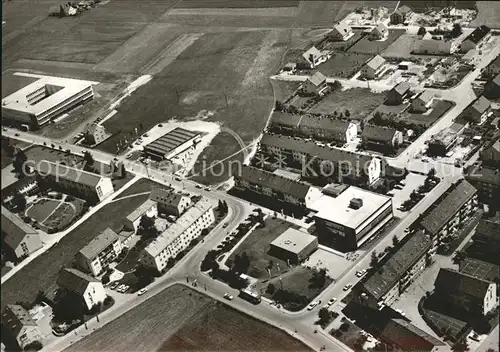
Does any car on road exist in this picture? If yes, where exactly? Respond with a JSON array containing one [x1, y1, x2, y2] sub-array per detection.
[[393, 185, 403, 190], [137, 288, 148, 296], [223, 222, 229, 228], [223, 293, 233, 300], [307, 301, 320, 311], [126, 154, 132, 159], [205, 187, 211, 191], [195, 184, 202, 189], [174, 177, 182, 181], [117, 285, 129, 293], [14, 133, 19, 137], [356, 269, 367, 278], [326, 298, 336, 307], [395, 309, 406, 316], [343, 284, 353, 291]]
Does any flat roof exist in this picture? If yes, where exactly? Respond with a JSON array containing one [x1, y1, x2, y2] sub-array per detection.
[[310, 186, 391, 230], [270, 228, 317, 254], [1, 74, 94, 116], [144, 128, 201, 157]]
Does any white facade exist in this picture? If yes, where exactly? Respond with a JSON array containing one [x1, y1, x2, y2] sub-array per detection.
[[95, 177, 114, 201], [412, 95, 434, 113], [483, 283, 497, 315], [82, 282, 107, 310], [346, 122, 358, 141]]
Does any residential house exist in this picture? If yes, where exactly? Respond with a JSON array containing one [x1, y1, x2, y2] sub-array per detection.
[[56, 268, 107, 310], [390, 5, 412, 24], [469, 218, 500, 263], [483, 74, 500, 99], [461, 25, 491, 53], [122, 199, 157, 233], [233, 165, 320, 208], [1, 206, 42, 260], [140, 198, 215, 272], [362, 125, 403, 149], [386, 82, 411, 105], [484, 54, 500, 78], [301, 46, 328, 69], [361, 55, 386, 80], [369, 23, 388, 41], [259, 133, 383, 185], [480, 137, 500, 167], [411, 90, 434, 113], [434, 268, 497, 316], [149, 188, 191, 217], [460, 96, 491, 124], [83, 122, 112, 146], [35, 161, 114, 202], [302, 72, 328, 95], [413, 40, 452, 55], [427, 122, 466, 156], [356, 230, 433, 310], [75, 228, 122, 277], [380, 318, 445, 351], [329, 21, 353, 41], [420, 179, 478, 247], [464, 163, 500, 206], [1, 305, 42, 350]]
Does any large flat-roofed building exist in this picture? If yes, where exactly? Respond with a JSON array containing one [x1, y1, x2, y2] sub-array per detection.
[[140, 198, 214, 272], [233, 165, 321, 208], [269, 228, 318, 264], [143, 128, 201, 161], [356, 230, 432, 310], [420, 180, 478, 245], [35, 161, 114, 202], [1, 74, 94, 128], [259, 133, 382, 186], [310, 186, 393, 251], [1, 206, 42, 260], [75, 228, 122, 277]]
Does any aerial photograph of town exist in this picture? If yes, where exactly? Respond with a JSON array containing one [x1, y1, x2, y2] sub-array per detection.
[[1, 0, 499, 351]]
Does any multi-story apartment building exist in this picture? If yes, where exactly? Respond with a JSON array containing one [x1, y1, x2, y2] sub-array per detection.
[[56, 268, 107, 310], [465, 163, 500, 206], [1, 305, 42, 350], [420, 180, 478, 245], [355, 230, 433, 310], [1, 206, 42, 260], [149, 188, 191, 217], [76, 228, 122, 276], [259, 133, 383, 186], [233, 165, 321, 208], [140, 198, 215, 272], [35, 161, 114, 202]]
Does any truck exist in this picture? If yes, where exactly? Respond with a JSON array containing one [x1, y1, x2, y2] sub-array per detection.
[[239, 289, 261, 304]]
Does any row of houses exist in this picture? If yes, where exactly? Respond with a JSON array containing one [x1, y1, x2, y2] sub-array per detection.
[[355, 179, 479, 309]]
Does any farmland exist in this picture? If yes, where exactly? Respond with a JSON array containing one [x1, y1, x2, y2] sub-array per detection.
[[0, 179, 151, 310], [65, 285, 311, 352], [174, 0, 301, 8]]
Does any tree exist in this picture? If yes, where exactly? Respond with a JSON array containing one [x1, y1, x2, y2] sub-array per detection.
[[266, 283, 276, 295], [83, 151, 94, 167], [427, 168, 436, 178], [345, 109, 350, 117], [318, 307, 330, 324], [452, 339, 469, 352], [12, 193, 27, 212], [451, 23, 462, 38], [23, 341, 43, 351], [370, 251, 378, 267], [331, 80, 342, 90], [138, 214, 158, 239], [310, 268, 327, 288], [418, 26, 426, 36], [12, 149, 27, 174], [392, 235, 399, 247]]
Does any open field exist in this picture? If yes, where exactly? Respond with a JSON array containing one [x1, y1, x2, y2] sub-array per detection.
[[309, 88, 386, 120], [314, 53, 373, 78], [470, 1, 500, 28], [175, 0, 300, 8], [400, 0, 476, 11], [348, 29, 405, 54], [1, 180, 151, 310], [271, 80, 301, 103], [382, 33, 419, 58], [65, 284, 311, 352], [1, 73, 38, 98], [402, 100, 453, 127]]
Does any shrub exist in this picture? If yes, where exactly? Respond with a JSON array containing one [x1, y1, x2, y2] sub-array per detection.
[[23, 341, 43, 351], [340, 322, 350, 332]]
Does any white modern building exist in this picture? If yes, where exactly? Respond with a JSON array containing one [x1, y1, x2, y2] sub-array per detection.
[[140, 198, 215, 272], [1, 75, 94, 128]]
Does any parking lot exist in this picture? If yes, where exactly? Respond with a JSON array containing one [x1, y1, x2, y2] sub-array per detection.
[[387, 173, 427, 218]]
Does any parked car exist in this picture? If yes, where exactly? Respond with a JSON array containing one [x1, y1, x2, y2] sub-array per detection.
[[395, 309, 406, 317], [205, 187, 211, 191], [137, 288, 148, 296], [223, 293, 234, 300], [195, 184, 202, 189], [356, 269, 367, 278], [326, 298, 336, 307], [223, 222, 229, 228], [468, 332, 481, 342], [14, 133, 19, 137], [174, 177, 182, 181], [109, 282, 119, 290], [307, 301, 320, 311], [343, 284, 353, 291]]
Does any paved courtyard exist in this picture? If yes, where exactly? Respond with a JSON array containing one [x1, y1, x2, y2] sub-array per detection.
[[302, 248, 352, 281]]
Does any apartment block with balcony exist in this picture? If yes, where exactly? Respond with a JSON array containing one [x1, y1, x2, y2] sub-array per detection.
[[76, 228, 122, 276]]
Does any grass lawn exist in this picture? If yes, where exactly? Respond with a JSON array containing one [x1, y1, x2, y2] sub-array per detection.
[[330, 321, 365, 351], [26, 199, 60, 223], [272, 80, 301, 103], [115, 178, 163, 198], [43, 198, 86, 231], [65, 284, 311, 352], [382, 33, 419, 58], [400, 0, 476, 11], [226, 217, 298, 279], [309, 88, 386, 120], [1, 266, 13, 277], [401, 100, 454, 127], [175, 0, 300, 8], [313, 52, 372, 78], [1, 181, 152, 311], [348, 29, 405, 54], [471, 1, 500, 28]]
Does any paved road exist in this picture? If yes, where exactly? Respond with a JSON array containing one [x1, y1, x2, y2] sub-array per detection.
[[475, 325, 499, 352]]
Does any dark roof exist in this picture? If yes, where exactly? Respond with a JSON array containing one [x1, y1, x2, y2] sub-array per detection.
[[434, 268, 492, 300], [414, 90, 434, 104], [421, 180, 477, 235], [362, 230, 432, 299], [57, 268, 99, 296], [465, 25, 491, 45], [236, 165, 311, 200], [1, 206, 38, 250], [36, 161, 103, 188], [362, 125, 398, 143], [381, 318, 444, 351], [149, 188, 186, 208], [144, 127, 200, 157], [270, 111, 302, 129], [459, 257, 499, 282], [395, 5, 412, 14], [259, 133, 377, 178], [474, 218, 500, 242], [465, 164, 500, 186], [2, 305, 38, 338], [78, 228, 119, 260], [392, 82, 411, 96]]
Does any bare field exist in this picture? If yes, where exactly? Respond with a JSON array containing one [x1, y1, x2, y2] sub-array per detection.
[[65, 285, 310, 352], [160, 13, 296, 28], [313, 52, 373, 78], [81, 0, 180, 22], [167, 7, 298, 17], [470, 1, 500, 28], [348, 29, 405, 54], [174, 0, 300, 8]]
